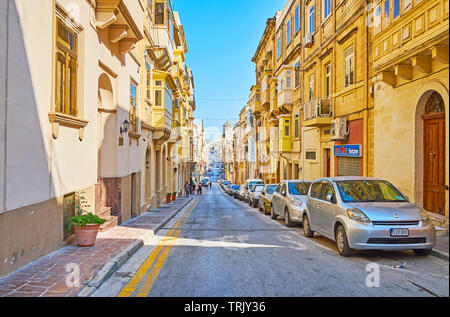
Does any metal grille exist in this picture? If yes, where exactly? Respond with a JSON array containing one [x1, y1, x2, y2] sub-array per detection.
[[373, 221, 420, 226], [367, 238, 426, 244], [337, 157, 361, 176]]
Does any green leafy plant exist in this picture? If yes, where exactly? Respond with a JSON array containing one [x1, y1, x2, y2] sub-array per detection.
[[71, 211, 106, 227]]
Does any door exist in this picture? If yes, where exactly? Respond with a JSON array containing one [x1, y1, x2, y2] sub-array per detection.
[[325, 149, 331, 177], [423, 113, 446, 215], [316, 182, 336, 238]]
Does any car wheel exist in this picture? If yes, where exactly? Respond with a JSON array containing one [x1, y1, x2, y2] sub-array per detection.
[[336, 225, 353, 257], [413, 249, 431, 256], [303, 214, 314, 238], [284, 208, 294, 227], [270, 204, 277, 220]]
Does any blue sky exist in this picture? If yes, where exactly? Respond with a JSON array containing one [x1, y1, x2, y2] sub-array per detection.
[[172, 0, 285, 136]]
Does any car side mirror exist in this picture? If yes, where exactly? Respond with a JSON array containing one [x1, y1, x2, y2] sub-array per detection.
[[326, 194, 336, 203]]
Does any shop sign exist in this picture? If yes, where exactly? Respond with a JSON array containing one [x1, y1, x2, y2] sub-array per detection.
[[334, 144, 362, 157]]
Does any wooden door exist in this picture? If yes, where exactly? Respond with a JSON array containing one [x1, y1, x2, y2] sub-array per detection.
[[326, 149, 331, 177], [423, 114, 445, 215]]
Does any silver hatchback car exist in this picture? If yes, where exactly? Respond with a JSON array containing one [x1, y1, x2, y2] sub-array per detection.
[[302, 177, 436, 257], [271, 180, 312, 227]]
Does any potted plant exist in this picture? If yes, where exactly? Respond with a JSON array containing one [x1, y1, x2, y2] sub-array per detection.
[[166, 192, 172, 203], [71, 211, 106, 247], [172, 192, 177, 201], [70, 191, 106, 247]]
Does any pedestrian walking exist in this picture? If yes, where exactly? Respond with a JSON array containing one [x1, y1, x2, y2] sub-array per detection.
[[192, 183, 197, 195], [198, 184, 202, 195], [185, 182, 190, 196], [209, 182, 212, 190]]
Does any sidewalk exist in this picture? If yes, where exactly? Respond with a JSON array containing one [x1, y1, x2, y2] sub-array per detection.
[[432, 234, 449, 261], [0, 195, 194, 297]]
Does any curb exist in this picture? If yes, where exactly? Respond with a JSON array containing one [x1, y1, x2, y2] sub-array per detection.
[[76, 196, 194, 297], [430, 249, 449, 261]]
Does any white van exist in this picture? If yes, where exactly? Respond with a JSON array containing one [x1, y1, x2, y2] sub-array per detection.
[[243, 179, 265, 203]]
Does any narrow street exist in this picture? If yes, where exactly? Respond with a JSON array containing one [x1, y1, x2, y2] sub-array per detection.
[[93, 184, 449, 297]]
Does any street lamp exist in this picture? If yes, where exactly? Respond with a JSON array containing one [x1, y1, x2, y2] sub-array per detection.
[[120, 119, 130, 134]]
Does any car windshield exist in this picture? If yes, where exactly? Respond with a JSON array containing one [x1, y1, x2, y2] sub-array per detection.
[[336, 180, 408, 203], [266, 186, 276, 194], [288, 182, 311, 195]]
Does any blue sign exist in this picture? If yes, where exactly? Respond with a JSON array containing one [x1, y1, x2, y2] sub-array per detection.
[[334, 144, 362, 157]]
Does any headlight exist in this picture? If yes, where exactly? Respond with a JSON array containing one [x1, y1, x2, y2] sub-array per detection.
[[291, 199, 303, 207], [420, 208, 430, 223], [347, 208, 371, 223]]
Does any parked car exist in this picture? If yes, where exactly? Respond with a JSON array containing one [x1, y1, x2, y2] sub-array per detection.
[[258, 184, 278, 215], [242, 179, 265, 202], [302, 177, 436, 257], [248, 184, 265, 208], [222, 181, 231, 190], [271, 180, 312, 227], [233, 185, 241, 199], [237, 186, 246, 201], [226, 184, 235, 195], [229, 185, 239, 196]]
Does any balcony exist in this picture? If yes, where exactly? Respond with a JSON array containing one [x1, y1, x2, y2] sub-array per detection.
[[153, 108, 172, 131], [95, 0, 143, 54], [277, 89, 293, 110], [276, 66, 294, 112], [261, 88, 270, 108], [303, 98, 333, 127]]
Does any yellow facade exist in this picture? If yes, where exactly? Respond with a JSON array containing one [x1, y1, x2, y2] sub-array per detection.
[[369, 0, 449, 226]]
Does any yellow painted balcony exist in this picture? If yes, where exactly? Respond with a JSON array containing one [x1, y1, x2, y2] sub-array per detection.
[[261, 88, 270, 108], [303, 98, 333, 127], [153, 108, 173, 131]]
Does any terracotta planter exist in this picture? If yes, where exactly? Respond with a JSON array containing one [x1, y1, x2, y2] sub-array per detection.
[[74, 224, 100, 247], [166, 194, 172, 203], [172, 193, 177, 201]]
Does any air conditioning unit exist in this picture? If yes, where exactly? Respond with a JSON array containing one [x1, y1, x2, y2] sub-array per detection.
[[331, 118, 348, 140], [304, 34, 314, 47]]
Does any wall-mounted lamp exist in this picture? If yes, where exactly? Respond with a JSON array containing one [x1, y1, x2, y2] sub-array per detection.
[[120, 119, 130, 134]]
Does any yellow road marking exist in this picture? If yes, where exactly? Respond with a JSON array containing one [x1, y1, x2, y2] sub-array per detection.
[[117, 199, 198, 297], [135, 202, 197, 297]]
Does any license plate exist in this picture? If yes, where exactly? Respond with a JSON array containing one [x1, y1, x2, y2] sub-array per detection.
[[390, 228, 409, 237]]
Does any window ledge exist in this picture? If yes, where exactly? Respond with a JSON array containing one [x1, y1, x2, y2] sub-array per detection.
[[48, 112, 89, 140]]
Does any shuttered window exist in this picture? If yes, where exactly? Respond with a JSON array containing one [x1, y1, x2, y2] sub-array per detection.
[[337, 157, 361, 176]]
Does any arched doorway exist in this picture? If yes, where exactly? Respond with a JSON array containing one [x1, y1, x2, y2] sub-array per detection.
[[422, 92, 446, 215]]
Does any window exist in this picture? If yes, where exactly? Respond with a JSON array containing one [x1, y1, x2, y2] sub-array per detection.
[[277, 36, 281, 59], [309, 6, 315, 34], [310, 182, 322, 198], [155, 89, 162, 106], [309, 74, 314, 100], [295, 62, 300, 88], [306, 151, 317, 160], [146, 63, 151, 100], [167, 12, 174, 44], [319, 182, 335, 201], [295, 5, 300, 33], [285, 125, 289, 137], [288, 182, 312, 195], [286, 76, 291, 89], [324, 0, 331, 20], [383, 0, 390, 28], [344, 46, 354, 87], [155, 1, 164, 25], [164, 83, 172, 110], [393, 0, 400, 19], [374, 5, 381, 33], [130, 82, 137, 132], [325, 63, 331, 97], [294, 113, 299, 138], [286, 19, 291, 45], [147, 0, 153, 16], [403, 0, 412, 12], [55, 20, 78, 116]]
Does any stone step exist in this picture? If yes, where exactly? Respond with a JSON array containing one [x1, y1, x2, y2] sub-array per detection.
[[100, 216, 118, 232], [96, 206, 111, 219]]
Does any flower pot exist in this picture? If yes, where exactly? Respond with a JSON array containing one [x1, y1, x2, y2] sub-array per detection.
[[74, 224, 100, 247], [166, 194, 172, 203], [172, 193, 177, 201]]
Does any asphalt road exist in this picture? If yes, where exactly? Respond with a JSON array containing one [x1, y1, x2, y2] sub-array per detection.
[[93, 184, 449, 297]]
